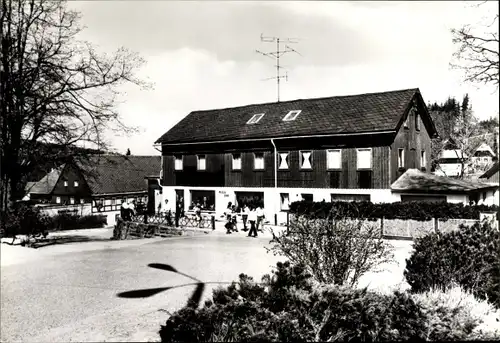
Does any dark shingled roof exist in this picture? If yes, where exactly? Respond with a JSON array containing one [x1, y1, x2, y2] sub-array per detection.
[[75, 155, 161, 195], [392, 169, 497, 193], [156, 88, 429, 144], [25, 167, 64, 194]]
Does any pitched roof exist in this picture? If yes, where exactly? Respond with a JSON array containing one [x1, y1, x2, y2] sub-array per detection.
[[75, 155, 161, 195], [25, 166, 64, 194], [480, 161, 499, 179], [157, 88, 430, 144], [391, 169, 497, 193]]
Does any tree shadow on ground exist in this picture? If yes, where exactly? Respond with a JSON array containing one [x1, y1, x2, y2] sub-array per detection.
[[29, 235, 112, 249]]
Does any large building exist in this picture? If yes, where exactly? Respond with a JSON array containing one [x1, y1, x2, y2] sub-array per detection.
[[155, 88, 496, 223]]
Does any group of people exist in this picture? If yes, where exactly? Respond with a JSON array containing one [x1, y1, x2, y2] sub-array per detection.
[[224, 202, 265, 237], [120, 200, 136, 221], [159, 197, 184, 227]]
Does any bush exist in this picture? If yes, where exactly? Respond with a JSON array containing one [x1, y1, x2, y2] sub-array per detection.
[[49, 213, 107, 230], [268, 205, 394, 286], [405, 221, 500, 308], [161, 261, 500, 342], [289, 200, 499, 221], [1, 203, 50, 239]]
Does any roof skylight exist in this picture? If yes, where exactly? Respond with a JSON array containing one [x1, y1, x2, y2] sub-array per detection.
[[247, 113, 265, 124], [283, 110, 302, 121]]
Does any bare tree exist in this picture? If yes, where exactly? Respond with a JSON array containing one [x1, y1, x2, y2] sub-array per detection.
[[0, 0, 149, 213], [451, 1, 499, 88]]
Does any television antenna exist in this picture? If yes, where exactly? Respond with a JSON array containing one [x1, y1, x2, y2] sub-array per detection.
[[255, 34, 302, 102]]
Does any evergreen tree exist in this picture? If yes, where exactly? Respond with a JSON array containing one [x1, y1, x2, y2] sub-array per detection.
[[126, 148, 131, 156]]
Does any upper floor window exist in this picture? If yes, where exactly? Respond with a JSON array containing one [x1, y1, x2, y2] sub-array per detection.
[[254, 152, 265, 170], [197, 155, 206, 171], [232, 153, 241, 170], [327, 149, 342, 169], [282, 110, 301, 121], [420, 150, 426, 168], [300, 151, 312, 169], [174, 155, 183, 170], [70, 197, 75, 205], [415, 112, 421, 131], [56, 196, 61, 204], [74, 181, 79, 187], [80, 198, 85, 204], [64, 180, 68, 187], [279, 152, 289, 170], [398, 148, 405, 168], [247, 113, 265, 124], [404, 114, 409, 128], [356, 148, 372, 169]]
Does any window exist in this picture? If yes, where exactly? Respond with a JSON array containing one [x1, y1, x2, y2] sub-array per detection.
[[279, 152, 289, 170], [80, 198, 84, 204], [331, 194, 371, 202], [280, 193, 290, 211], [420, 150, 426, 168], [70, 197, 75, 204], [63, 181, 68, 187], [56, 196, 61, 204], [174, 155, 183, 170], [330, 171, 342, 188], [254, 152, 264, 170], [116, 198, 122, 205], [301, 193, 313, 202], [415, 113, 420, 131], [104, 199, 112, 206], [404, 115, 409, 128], [327, 149, 342, 169], [197, 155, 206, 170], [357, 148, 372, 169], [398, 148, 405, 168], [74, 181, 79, 187], [111, 198, 116, 205], [282, 110, 302, 121], [232, 153, 241, 170], [300, 151, 312, 169], [357, 170, 372, 188], [247, 113, 265, 124]]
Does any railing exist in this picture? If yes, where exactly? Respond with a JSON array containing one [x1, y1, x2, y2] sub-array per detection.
[[130, 211, 215, 230]]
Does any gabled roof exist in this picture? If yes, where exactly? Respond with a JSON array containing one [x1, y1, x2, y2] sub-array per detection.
[[25, 166, 65, 194], [157, 88, 434, 144], [392, 169, 497, 194], [473, 143, 496, 157], [75, 155, 161, 195], [480, 161, 499, 179]]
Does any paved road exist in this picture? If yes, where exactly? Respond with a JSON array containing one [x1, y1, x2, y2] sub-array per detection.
[[1, 232, 282, 342], [1, 228, 412, 342]]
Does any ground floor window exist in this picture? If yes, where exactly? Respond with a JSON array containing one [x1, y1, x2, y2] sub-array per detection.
[[235, 192, 264, 209], [190, 190, 215, 210], [280, 193, 290, 211], [331, 194, 371, 202], [301, 193, 313, 202], [400, 194, 446, 203]]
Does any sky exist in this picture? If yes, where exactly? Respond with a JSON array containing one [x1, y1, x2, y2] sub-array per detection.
[[69, 1, 499, 156]]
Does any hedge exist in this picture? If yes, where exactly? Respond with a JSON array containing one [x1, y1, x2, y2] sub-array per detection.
[[49, 213, 108, 230], [289, 201, 499, 221]]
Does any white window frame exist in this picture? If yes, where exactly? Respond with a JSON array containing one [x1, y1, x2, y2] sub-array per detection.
[[420, 150, 426, 168], [70, 197, 75, 205], [327, 149, 342, 170], [356, 148, 372, 170], [282, 110, 302, 122], [398, 148, 405, 168], [232, 153, 242, 170], [280, 193, 290, 211], [247, 113, 265, 124], [300, 150, 313, 170], [56, 196, 61, 204], [64, 181, 68, 187], [74, 181, 79, 187], [254, 152, 265, 170], [174, 155, 183, 171], [278, 151, 289, 170], [197, 155, 206, 171]]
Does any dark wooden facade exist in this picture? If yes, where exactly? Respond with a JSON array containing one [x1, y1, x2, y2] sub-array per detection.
[[51, 164, 92, 204]]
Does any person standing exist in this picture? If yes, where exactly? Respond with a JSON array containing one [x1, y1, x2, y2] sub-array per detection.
[[242, 204, 249, 231], [247, 206, 258, 237], [231, 205, 238, 232], [121, 201, 130, 221], [128, 200, 136, 219], [256, 204, 264, 232], [161, 199, 173, 226]]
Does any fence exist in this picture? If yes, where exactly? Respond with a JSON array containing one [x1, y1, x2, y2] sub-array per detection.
[[287, 213, 498, 240], [130, 212, 216, 230]]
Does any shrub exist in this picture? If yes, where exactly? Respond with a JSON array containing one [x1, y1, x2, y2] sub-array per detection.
[[289, 200, 499, 221], [268, 205, 394, 286], [405, 221, 500, 308], [160, 261, 431, 342], [49, 213, 107, 230], [1, 203, 50, 240]]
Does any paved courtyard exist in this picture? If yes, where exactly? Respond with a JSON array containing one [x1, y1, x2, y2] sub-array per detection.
[[1, 227, 413, 342]]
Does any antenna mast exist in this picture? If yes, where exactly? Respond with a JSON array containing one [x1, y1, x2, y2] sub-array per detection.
[[256, 34, 301, 102]]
